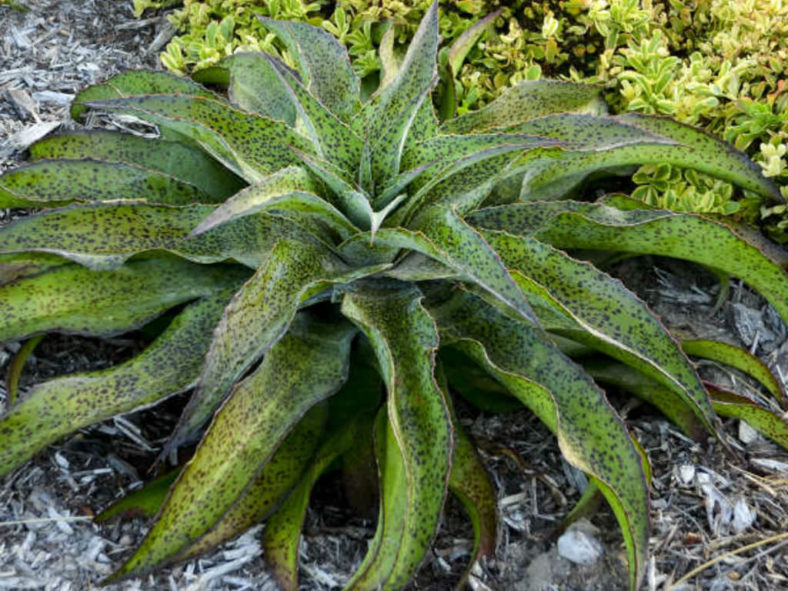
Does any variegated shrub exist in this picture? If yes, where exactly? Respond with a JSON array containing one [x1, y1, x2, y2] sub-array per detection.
[[1, 4, 787, 590]]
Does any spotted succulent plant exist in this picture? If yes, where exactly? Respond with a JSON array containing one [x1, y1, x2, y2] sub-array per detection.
[[1, 4, 787, 590]]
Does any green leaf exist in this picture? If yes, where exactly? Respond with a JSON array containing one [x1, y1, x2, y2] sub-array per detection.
[[359, 1, 439, 190], [175, 403, 328, 562], [617, 113, 782, 202], [682, 339, 787, 407], [341, 283, 452, 590], [29, 131, 245, 202], [108, 314, 355, 581], [708, 386, 788, 449], [192, 52, 297, 125], [5, 335, 43, 406], [0, 258, 245, 342], [0, 252, 69, 286], [0, 290, 237, 476], [259, 18, 361, 122], [95, 470, 180, 523], [480, 229, 717, 436], [429, 289, 649, 591], [81, 95, 311, 183], [0, 160, 210, 208], [441, 80, 605, 134], [469, 202, 788, 324], [168, 240, 387, 446], [71, 70, 216, 120], [263, 415, 365, 591]]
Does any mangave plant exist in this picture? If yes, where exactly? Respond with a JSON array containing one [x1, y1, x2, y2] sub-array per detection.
[[1, 4, 788, 590]]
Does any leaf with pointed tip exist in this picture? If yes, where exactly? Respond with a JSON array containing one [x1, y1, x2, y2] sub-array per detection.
[[341, 284, 452, 590], [30, 131, 245, 201], [581, 358, 706, 439], [0, 290, 238, 476], [261, 53, 362, 171], [5, 335, 43, 406], [616, 113, 782, 202], [167, 240, 387, 448], [259, 18, 361, 121], [469, 201, 788, 324], [263, 415, 364, 591], [107, 315, 356, 582], [0, 258, 245, 342], [95, 470, 180, 523], [81, 95, 311, 183], [707, 386, 788, 449], [71, 70, 216, 120], [192, 52, 297, 125], [682, 339, 787, 406], [480, 229, 717, 436], [0, 160, 210, 208], [441, 80, 606, 134], [429, 290, 649, 591], [175, 403, 328, 562], [360, 1, 439, 190]]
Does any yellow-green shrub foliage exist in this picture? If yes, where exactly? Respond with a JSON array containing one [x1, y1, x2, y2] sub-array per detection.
[[133, 0, 787, 238]]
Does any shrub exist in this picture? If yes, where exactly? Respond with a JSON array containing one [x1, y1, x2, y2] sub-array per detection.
[[1, 5, 787, 590]]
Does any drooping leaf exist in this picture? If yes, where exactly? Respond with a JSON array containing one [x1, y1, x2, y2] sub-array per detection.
[[175, 403, 328, 561], [0, 258, 246, 342], [168, 240, 387, 447], [0, 289, 238, 476], [0, 160, 210, 208], [682, 339, 787, 406], [81, 95, 311, 183], [429, 289, 649, 591], [259, 17, 361, 121], [469, 201, 788, 323], [29, 131, 245, 201], [441, 80, 606, 134], [192, 52, 297, 125], [5, 335, 43, 406], [707, 386, 788, 449], [480, 229, 717, 435], [71, 70, 216, 120], [341, 284, 452, 590], [107, 314, 355, 581]]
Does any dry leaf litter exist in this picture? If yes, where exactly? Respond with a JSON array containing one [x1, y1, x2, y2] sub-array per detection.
[[1, 2, 788, 590]]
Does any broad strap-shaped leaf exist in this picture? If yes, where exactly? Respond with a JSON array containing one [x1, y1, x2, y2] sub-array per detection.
[[617, 113, 782, 202], [0, 290, 237, 476], [95, 470, 180, 523], [259, 17, 361, 122], [174, 404, 328, 562], [469, 201, 788, 324], [581, 358, 706, 439], [441, 80, 606, 134], [341, 284, 452, 590], [428, 289, 649, 591], [480, 229, 717, 435], [108, 314, 355, 581], [30, 131, 245, 201], [707, 386, 788, 449], [192, 52, 297, 125], [682, 339, 787, 407], [167, 240, 388, 447], [263, 415, 367, 591], [189, 166, 358, 239], [359, 1, 439, 191], [81, 95, 311, 183], [0, 258, 246, 342], [71, 70, 216, 120], [0, 160, 210, 208], [261, 53, 362, 171]]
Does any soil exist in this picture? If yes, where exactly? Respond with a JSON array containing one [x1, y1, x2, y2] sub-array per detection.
[[2, 2, 788, 591]]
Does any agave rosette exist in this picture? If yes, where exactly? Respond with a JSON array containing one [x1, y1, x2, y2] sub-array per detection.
[[1, 4, 787, 590]]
